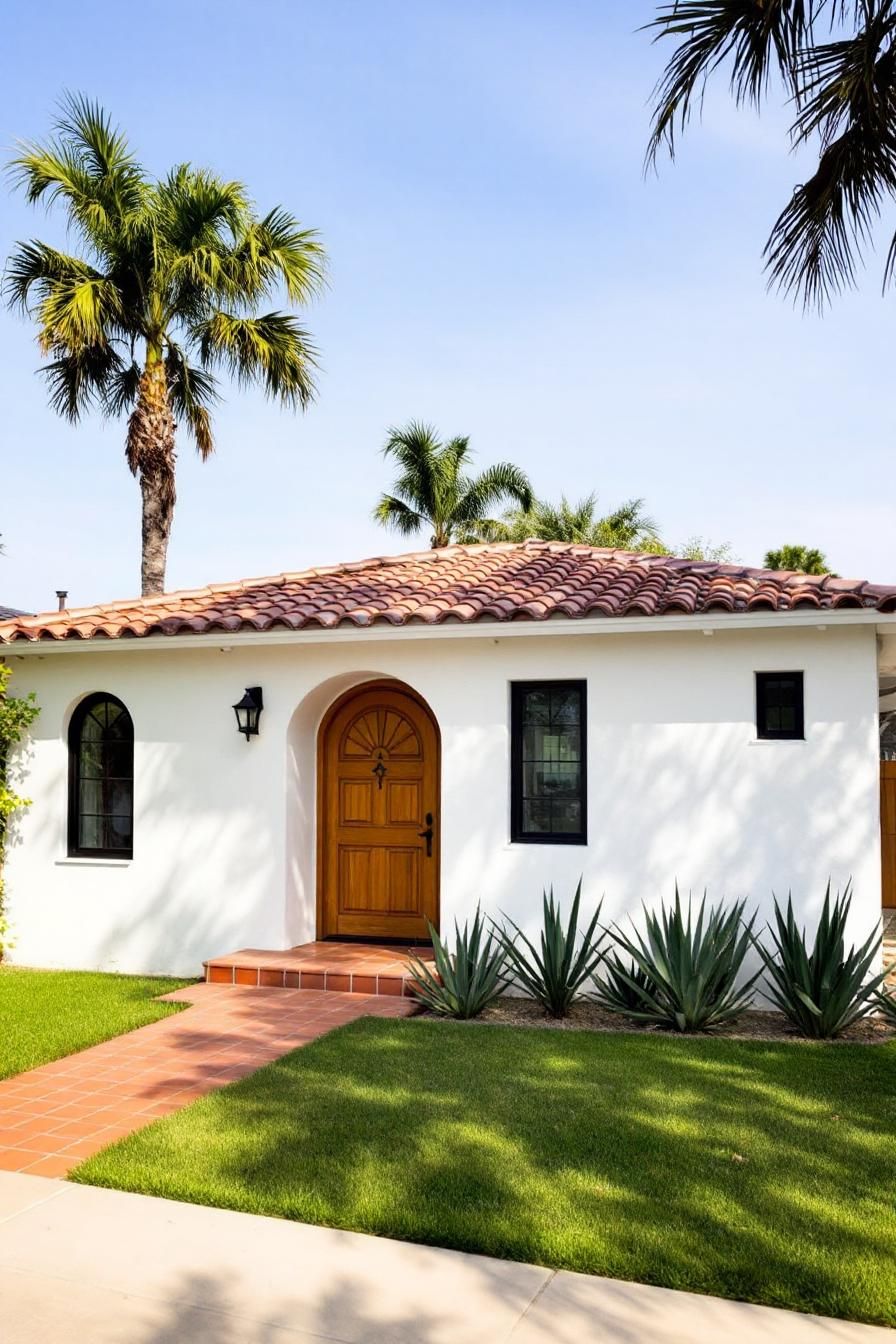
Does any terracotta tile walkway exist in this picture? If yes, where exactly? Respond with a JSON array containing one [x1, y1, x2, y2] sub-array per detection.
[[205, 940, 434, 996], [0, 983, 415, 1178]]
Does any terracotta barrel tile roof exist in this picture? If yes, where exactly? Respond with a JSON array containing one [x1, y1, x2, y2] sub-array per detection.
[[2, 541, 895, 645]]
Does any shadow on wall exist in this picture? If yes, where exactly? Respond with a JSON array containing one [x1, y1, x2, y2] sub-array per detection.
[[17, 734, 278, 978], [3, 728, 35, 862], [443, 686, 879, 967]]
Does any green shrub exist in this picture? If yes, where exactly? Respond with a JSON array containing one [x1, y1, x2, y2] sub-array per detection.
[[0, 665, 39, 958], [498, 880, 604, 1017], [754, 882, 886, 1038], [605, 888, 759, 1033], [407, 907, 508, 1018]]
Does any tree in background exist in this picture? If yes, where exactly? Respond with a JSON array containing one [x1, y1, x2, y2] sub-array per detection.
[[646, 3, 896, 307], [0, 665, 38, 957], [374, 422, 533, 548], [764, 544, 833, 575], [670, 537, 737, 563], [6, 96, 324, 594], [483, 493, 663, 550]]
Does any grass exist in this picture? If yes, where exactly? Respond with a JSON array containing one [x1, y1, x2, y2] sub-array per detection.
[[0, 966, 191, 1078], [73, 1017, 896, 1327]]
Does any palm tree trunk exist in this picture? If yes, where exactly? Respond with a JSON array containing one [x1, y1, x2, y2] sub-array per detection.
[[127, 352, 176, 596]]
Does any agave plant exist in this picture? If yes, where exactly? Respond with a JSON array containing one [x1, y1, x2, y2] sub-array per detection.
[[875, 986, 896, 1026], [592, 953, 657, 1020], [497, 881, 605, 1017], [755, 883, 886, 1039], [407, 908, 509, 1019], [605, 888, 759, 1033]]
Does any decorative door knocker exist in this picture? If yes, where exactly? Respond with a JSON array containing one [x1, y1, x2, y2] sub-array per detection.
[[372, 752, 387, 789]]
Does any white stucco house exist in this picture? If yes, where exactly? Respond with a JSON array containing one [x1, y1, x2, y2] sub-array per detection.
[[2, 539, 896, 982]]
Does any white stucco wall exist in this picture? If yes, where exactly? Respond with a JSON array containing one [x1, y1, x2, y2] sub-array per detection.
[[1, 622, 882, 977]]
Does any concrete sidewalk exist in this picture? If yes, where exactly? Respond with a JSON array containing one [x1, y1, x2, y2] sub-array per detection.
[[0, 1173, 891, 1343]]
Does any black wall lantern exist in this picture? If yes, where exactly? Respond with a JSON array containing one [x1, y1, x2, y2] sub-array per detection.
[[233, 686, 264, 741]]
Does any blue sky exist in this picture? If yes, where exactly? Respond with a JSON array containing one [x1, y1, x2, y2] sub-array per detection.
[[0, 0, 892, 612]]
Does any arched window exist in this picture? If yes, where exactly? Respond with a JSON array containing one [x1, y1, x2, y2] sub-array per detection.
[[68, 694, 134, 858]]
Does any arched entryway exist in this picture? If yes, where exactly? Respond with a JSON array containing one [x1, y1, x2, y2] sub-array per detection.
[[317, 680, 440, 941]]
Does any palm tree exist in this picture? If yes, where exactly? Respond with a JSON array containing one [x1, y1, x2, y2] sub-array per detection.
[[5, 96, 324, 594], [764, 544, 833, 576], [486, 493, 663, 549], [373, 422, 533, 548], [646, 3, 896, 307]]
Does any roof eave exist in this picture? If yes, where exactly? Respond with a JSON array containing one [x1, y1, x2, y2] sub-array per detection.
[[2, 606, 894, 655]]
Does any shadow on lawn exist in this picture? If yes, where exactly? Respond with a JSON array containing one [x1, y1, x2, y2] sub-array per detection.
[[82, 1016, 896, 1329]]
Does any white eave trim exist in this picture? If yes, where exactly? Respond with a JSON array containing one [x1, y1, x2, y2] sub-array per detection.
[[2, 607, 895, 656]]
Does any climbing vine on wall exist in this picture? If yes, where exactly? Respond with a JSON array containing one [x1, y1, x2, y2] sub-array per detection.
[[0, 662, 39, 955]]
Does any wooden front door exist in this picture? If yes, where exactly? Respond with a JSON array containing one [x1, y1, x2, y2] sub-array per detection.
[[882, 762, 896, 909], [319, 684, 440, 940]]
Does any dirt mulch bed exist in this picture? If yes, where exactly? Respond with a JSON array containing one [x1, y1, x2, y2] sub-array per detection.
[[426, 995, 896, 1044]]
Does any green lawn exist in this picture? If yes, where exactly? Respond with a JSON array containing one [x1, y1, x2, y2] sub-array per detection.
[[0, 967, 191, 1078], [72, 1018, 896, 1326]]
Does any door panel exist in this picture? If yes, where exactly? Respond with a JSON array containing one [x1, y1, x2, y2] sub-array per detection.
[[339, 780, 375, 825], [320, 685, 439, 939], [882, 762, 896, 910]]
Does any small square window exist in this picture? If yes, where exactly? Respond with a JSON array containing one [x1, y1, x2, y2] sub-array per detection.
[[511, 681, 587, 843], [756, 672, 804, 741]]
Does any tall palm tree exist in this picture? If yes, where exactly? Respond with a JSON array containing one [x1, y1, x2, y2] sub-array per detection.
[[488, 493, 663, 549], [5, 96, 324, 594], [373, 422, 533, 548], [764, 544, 833, 575], [646, 3, 896, 307]]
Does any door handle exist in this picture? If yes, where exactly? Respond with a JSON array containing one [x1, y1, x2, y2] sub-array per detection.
[[418, 812, 434, 858]]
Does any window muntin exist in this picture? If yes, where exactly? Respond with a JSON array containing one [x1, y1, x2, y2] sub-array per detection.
[[511, 681, 586, 843], [756, 672, 804, 741], [68, 694, 134, 857]]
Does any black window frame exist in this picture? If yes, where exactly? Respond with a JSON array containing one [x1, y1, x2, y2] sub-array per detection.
[[510, 680, 587, 845], [67, 692, 134, 859], [755, 671, 804, 741]]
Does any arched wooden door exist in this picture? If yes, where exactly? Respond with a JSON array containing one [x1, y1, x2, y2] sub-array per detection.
[[318, 683, 440, 940]]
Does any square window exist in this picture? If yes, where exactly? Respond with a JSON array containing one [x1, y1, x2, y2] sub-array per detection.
[[756, 672, 804, 741], [511, 681, 586, 843]]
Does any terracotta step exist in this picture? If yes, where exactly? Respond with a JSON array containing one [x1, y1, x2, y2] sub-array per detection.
[[203, 941, 433, 999]]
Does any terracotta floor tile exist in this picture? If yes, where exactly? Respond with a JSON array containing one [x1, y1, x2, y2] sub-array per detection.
[[57, 1138, 106, 1160], [23, 1155, 76, 1177], [0, 1149, 35, 1171]]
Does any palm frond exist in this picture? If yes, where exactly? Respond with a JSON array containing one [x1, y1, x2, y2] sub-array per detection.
[[455, 461, 533, 523], [165, 343, 219, 458], [100, 360, 141, 417], [766, 12, 896, 304], [55, 93, 137, 182], [4, 241, 104, 313], [42, 340, 122, 422], [10, 93, 147, 251], [646, 0, 819, 166], [372, 494, 428, 536], [380, 422, 443, 522], [157, 164, 251, 248], [764, 125, 891, 305], [227, 207, 326, 304], [195, 310, 318, 408]]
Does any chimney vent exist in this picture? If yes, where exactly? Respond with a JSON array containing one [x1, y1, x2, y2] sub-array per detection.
[[56, 590, 68, 612]]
